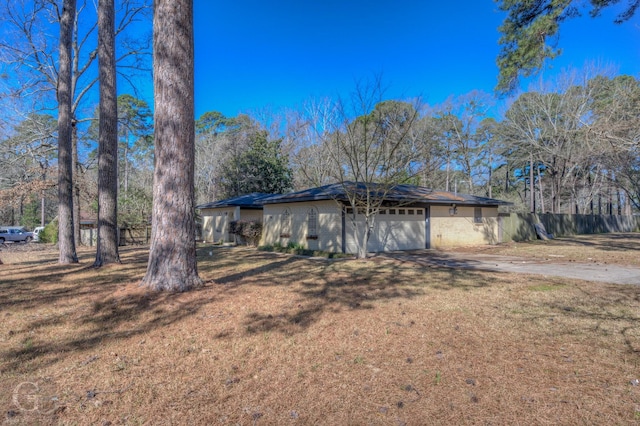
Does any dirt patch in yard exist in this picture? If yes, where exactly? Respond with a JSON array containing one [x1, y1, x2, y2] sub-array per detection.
[[0, 243, 639, 424], [445, 232, 640, 267]]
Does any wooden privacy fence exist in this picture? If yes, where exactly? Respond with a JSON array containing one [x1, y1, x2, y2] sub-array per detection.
[[499, 213, 640, 243], [81, 226, 152, 246]]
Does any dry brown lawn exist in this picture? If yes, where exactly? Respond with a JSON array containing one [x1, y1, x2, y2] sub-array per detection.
[[446, 232, 640, 267], [1, 234, 639, 425]]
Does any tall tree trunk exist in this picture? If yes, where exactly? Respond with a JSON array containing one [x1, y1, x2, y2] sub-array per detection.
[[589, 174, 594, 215], [40, 190, 45, 226], [141, 0, 202, 291], [124, 135, 129, 195], [608, 171, 613, 215], [598, 193, 602, 215], [505, 165, 509, 192], [537, 162, 545, 214], [72, 125, 81, 245], [94, 0, 120, 266], [445, 148, 450, 192], [40, 160, 47, 227], [551, 178, 558, 214], [617, 190, 622, 215], [487, 153, 493, 198], [529, 154, 535, 213], [57, 0, 78, 264]]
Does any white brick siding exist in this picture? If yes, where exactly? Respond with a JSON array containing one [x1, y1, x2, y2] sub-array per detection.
[[201, 207, 262, 243], [430, 205, 499, 248], [261, 200, 342, 252]]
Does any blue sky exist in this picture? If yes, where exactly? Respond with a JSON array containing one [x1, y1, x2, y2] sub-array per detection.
[[193, 1, 640, 119]]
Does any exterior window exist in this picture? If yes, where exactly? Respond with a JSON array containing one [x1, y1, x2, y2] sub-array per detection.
[[474, 207, 483, 224], [379, 209, 386, 215], [416, 209, 423, 215], [280, 208, 291, 238], [346, 207, 354, 215], [307, 208, 318, 239], [399, 209, 406, 215], [408, 209, 414, 215], [389, 209, 396, 215]]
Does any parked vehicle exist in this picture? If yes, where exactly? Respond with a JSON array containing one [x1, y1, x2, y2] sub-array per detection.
[[33, 226, 45, 242], [0, 226, 34, 243]]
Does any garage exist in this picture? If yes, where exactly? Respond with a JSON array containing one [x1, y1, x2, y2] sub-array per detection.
[[344, 206, 427, 253]]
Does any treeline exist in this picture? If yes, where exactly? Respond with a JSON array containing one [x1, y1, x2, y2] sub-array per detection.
[[0, 0, 152, 244], [1, 69, 639, 231], [195, 70, 639, 216]]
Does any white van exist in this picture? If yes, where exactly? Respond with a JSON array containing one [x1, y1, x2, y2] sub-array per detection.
[[33, 226, 45, 242]]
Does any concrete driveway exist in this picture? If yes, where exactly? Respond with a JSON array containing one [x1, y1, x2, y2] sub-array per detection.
[[382, 250, 640, 285]]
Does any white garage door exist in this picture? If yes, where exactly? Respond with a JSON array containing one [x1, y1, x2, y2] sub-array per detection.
[[345, 207, 426, 253]]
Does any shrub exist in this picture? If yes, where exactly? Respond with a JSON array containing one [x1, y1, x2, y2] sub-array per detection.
[[39, 219, 59, 244], [229, 220, 263, 246], [286, 241, 305, 251], [257, 244, 353, 259]]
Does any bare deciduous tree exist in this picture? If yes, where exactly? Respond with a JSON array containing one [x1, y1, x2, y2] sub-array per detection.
[[499, 68, 621, 214], [326, 77, 423, 259], [0, 114, 57, 225], [589, 75, 640, 211], [0, 0, 151, 245], [287, 97, 339, 189]]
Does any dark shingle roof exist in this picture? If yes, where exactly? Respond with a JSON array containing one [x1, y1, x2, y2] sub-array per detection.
[[196, 193, 273, 210], [262, 182, 511, 207]]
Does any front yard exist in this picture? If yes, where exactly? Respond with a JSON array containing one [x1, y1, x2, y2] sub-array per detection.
[[1, 236, 639, 424]]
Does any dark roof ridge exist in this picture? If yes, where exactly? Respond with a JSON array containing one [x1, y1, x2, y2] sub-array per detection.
[[196, 192, 275, 209], [262, 182, 511, 206]]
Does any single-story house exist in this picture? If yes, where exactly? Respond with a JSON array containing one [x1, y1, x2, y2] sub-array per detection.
[[260, 182, 511, 253], [197, 193, 272, 243], [197, 183, 512, 252]]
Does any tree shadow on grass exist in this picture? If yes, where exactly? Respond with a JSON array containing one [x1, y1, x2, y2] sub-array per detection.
[[1, 285, 216, 374], [212, 256, 304, 285], [0, 247, 212, 374], [0, 262, 147, 312], [376, 251, 495, 290], [206, 249, 497, 337], [0, 246, 501, 374], [0, 246, 152, 312]]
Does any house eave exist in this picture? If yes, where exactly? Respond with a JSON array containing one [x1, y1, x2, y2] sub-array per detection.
[[262, 182, 512, 208]]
